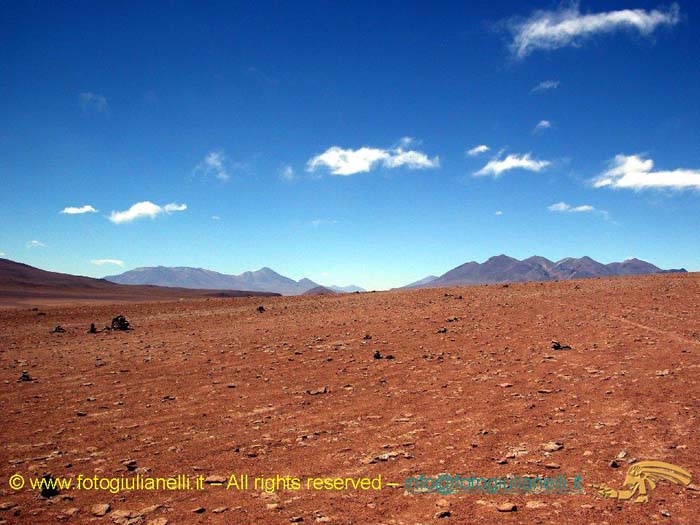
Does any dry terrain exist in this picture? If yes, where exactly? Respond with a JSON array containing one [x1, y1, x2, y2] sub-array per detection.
[[1, 273, 699, 524]]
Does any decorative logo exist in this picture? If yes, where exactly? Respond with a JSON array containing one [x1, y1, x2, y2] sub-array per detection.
[[594, 461, 692, 503]]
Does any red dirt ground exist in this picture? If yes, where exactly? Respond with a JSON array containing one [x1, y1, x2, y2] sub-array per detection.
[[1, 273, 699, 524]]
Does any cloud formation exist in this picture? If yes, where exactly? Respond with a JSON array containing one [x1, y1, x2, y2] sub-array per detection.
[[467, 145, 490, 157], [79, 92, 109, 113], [475, 153, 550, 177], [60, 205, 97, 215], [90, 259, 124, 266], [194, 150, 229, 181], [592, 154, 700, 190], [510, 3, 680, 58], [109, 201, 187, 224], [548, 202, 595, 213], [531, 80, 560, 93], [27, 240, 46, 248], [279, 165, 296, 182], [534, 120, 552, 133], [307, 142, 439, 176]]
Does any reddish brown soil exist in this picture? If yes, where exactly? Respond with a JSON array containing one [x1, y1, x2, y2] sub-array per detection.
[[1, 273, 699, 524]]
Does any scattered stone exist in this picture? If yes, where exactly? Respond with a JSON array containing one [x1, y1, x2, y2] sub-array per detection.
[[52, 325, 66, 333], [257, 306, 266, 313], [363, 334, 372, 340], [542, 441, 563, 452], [290, 517, 304, 523], [544, 463, 561, 469], [110, 510, 139, 524], [498, 383, 513, 388], [227, 383, 236, 388], [551, 341, 571, 350], [660, 509, 671, 518], [146, 518, 168, 525], [436, 327, 448, 334], [434, 510, 451, 519], [0, 502, 17, 510], [18, 370, 32, 382], [39, 474, 60, 498], [204, 475, 226, 484], [315, 517, 331, 523], [111, 315, 131, 331], [212, 507, 228, 514], [373, 350, 383, 360], [609, 460, 620, 468], [191, 507, 205, 514], [88, 323, 97, 334], [655, 369, 670, 377], [446, 317, 460, 322], [525, 501, 547, 509], [92, 504, 111, 517], [496, 503, 517, 512], [306, 387, 328, 395]]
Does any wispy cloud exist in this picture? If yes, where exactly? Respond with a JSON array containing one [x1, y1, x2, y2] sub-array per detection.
[[60, 205, 97, 215], [510, 3, 680, 58], [90, 259, 124, 266], [548, 201, 595, 213], [0, 252, 6, 257], [467, 144, 490, 157], [79, 92, 109, 113], [108, 201, 187, 224], [592, 154, 700, 190], [27, 240, 46, 249], [211, 215, 221, 221], [279, 165, 296, 182], [307, 141, 439, 176], [194, 150, 230, 181], [531, 80, 560, 93], [310, 218, 338, 227], [533, 120, 552, 133], [475, 153, 550, 177], [495, 210, 503, 216]]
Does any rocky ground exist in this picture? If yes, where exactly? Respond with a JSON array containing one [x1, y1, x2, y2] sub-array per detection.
[[1, 273, 699, 524]]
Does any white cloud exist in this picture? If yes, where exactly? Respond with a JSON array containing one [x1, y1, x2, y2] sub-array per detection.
[[90, 259, 124, 266], [475, 153, 550, 177], [592, 154, 700, 190], [467, 145, 490, 157], [307, 142, 439, 176], [531, 80, 560, 93], [311, 218, 338, 227], [495, 210, 503, 216], [0, 252, 5, 257], [60, 205, 97, 215], [194, 150, 229, 181], [211, 215, 220, 221], [548, 202, 595, 213], [79, 92, 109, 113], [27, 240, 46, 248], [108, 201, 187, 224], [279, 165, 296, 182], [533, 120, 552, 133], [510, 3, 680, 58]]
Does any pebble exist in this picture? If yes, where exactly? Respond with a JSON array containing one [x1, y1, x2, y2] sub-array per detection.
[[496, 503, 517, 512], [91, 503, 111, 517]]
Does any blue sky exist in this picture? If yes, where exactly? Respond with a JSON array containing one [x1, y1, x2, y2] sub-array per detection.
[[1, 1, 699, 290]]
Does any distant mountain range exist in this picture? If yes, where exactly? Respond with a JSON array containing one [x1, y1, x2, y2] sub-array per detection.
[[104, 266, 366, 296], [0, 258, 276, 306], [404, 255, 686, 288]]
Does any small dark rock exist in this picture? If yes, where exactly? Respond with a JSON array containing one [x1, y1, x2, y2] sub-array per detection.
[[51, 325, 66, 333], [111, 315, 130, 331], [257, 306, 266, 313], [551, 341, 571, 351], [373, 350, 383, 360], [436, 327, 448, 334], [88, 323, 97, 334], [18, 370, 32, 382], [40, 474, 60, 498]]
